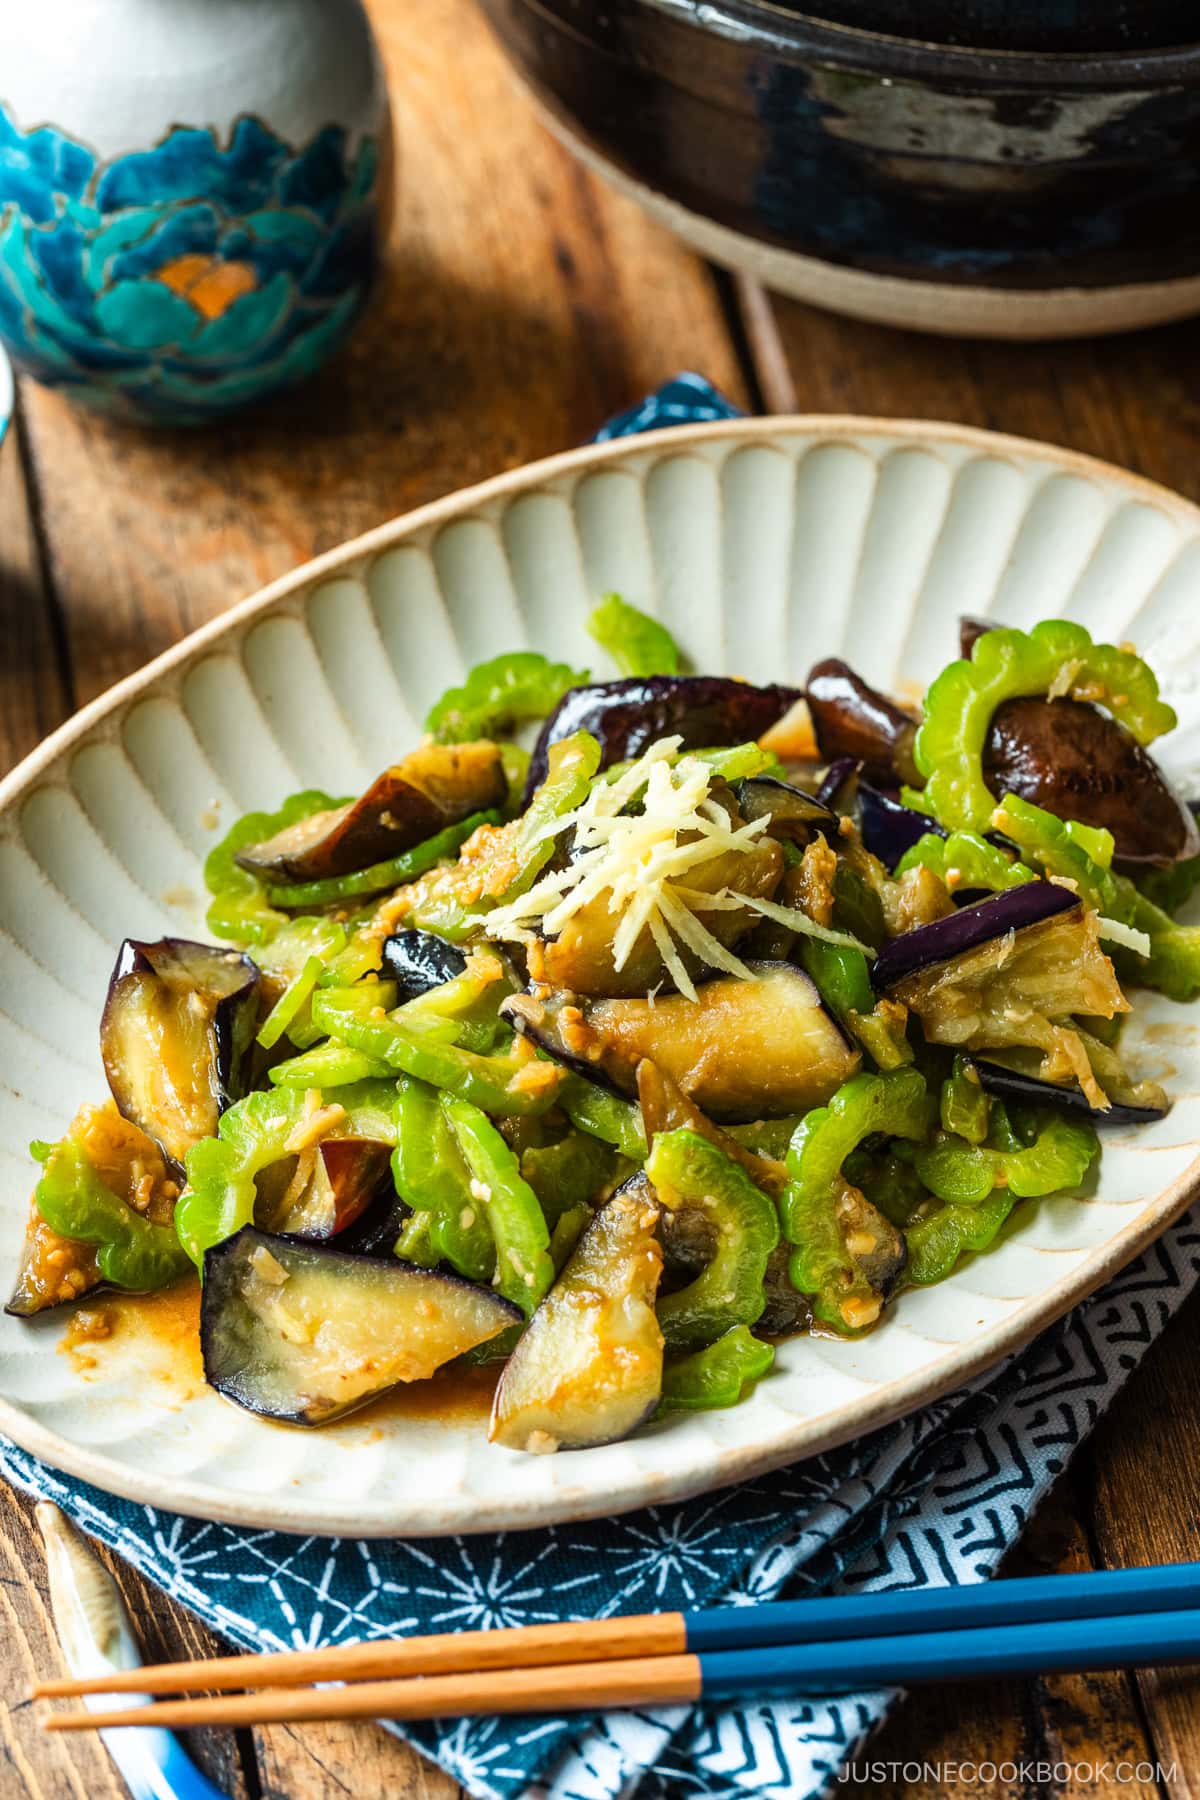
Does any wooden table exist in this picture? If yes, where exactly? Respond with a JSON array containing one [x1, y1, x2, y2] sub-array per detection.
[[4, 1, 1200, 1794]]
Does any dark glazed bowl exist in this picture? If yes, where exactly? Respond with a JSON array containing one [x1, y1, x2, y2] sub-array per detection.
[[774, 1, 1198, 54], [478, 0, 1200, 339]]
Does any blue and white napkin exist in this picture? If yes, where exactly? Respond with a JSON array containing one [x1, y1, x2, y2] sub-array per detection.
[[4, 375, 1197, 1800]]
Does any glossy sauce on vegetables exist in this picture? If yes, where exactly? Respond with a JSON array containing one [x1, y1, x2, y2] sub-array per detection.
[[16, 613, 1195, 1453]]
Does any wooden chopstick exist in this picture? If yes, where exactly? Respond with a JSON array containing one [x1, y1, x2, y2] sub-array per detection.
[[39, 1601, 1200, 1733], [42, 1654, 703, 1732], [32, 1613, 686, 1698], [32, 1559, 1200, 1700]]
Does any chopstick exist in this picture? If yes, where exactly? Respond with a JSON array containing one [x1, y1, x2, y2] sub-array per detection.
[[33, 1559, 1200, 1700], [33, 1614, 686, 1698], [39, 1602, 1200, 1733]]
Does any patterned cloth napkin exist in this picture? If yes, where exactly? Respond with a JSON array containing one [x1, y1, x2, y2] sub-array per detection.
[[4, 375, 1198, 1800]]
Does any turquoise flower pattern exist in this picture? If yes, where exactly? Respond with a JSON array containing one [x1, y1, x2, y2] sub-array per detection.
[[0, 103, 385, 423]]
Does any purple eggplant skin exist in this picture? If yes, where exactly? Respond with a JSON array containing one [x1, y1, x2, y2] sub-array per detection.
[[983, 696, 1198, 868], [805, 659, 921, 787], [504, 989, 626, 1097], [969, 1058, 1167, 1126], [101, 938, 259, 1170], [871, 882, 1079, 991], [959, 615, 996, 658], [758, 1243, 815, 1337], [235, 742, 505, 883], [731, 777, 839, 845], [858, 781, 945, 869], [258, 1138, 396, 1240], [332, 1194, 409, 1259], [523, 675, 803, 800], [201, 1227, 522, 1426], [815, 757, 860, 811], [380, 929, 469, 1003]]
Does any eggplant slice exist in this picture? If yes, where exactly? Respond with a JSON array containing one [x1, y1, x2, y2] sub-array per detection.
[[202, 1228, 521, 1425], [885, 900, 1132, 1111], [982, 695, 1197, 868], [858, 782, 945, 870], [490, 1178, 663, 1452], [871, 882, 1079, 990], [6, 1199, 101, 1318], [255, 1137, 395, 1240], [6, 1100, 176, 1317], [505, 962, 860, 1122], [731, 777, 839, 846], [657, 1198, 716, 1289], [956, 617, 1195, 867], [805, 659, 920, 787], [380, 929, 469, 1002], [831, 1183, 908, 1304], [523, 675, 802, 798], [756, 1245, 813, 1337], [234, 742, 505, 883], [814, 757, 859, 810], [101, 938, 259, 1170], [969, 1057, 1168, 1126], [533, 829, 784, 999]]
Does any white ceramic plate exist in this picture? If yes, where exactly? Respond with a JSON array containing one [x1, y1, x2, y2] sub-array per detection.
[[2, 416, 1199, 1537]]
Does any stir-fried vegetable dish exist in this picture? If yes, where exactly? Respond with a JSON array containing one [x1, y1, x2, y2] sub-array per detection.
[[12, 601, 1197, 1453]]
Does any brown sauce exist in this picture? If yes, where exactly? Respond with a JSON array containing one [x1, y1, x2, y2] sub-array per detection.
[[352, 1361, 500, 1433], [59, 1303, 116, 1372], [57, 1274, 499, 1432], [58, 1276, 206, 1397], [127, 1275, 203, 1346]]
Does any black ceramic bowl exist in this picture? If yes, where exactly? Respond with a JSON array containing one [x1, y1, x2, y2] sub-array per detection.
[[478, 0, 1200, 338], [774, 1, 1195, 54]]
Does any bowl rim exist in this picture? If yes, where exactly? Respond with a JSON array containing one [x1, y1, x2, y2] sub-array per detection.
[[3, 409, 1200, 1535], [625, 0, 1200, 87]]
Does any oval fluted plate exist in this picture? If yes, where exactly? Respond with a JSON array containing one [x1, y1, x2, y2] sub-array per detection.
[[2, 417, 1199, 1537]]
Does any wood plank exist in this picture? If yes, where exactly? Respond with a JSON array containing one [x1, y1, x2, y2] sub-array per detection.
[[0, 417, 258, 1799], [1, 1479, 258, 1800], [0, 411, 72, 775], [0, 1481, 129, 1800], [863, 1472, 1159, 1800], [0, 406, 158, 1800], [18, 0, 747, 709], [254, 1720, 460, 1800], [748, 286, 1200, 504], [99, 1532, 260, 1800], [1090, 1294, 1200, 1798]]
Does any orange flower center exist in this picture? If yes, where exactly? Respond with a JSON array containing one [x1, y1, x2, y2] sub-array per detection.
[[153, 254, 258, 320]]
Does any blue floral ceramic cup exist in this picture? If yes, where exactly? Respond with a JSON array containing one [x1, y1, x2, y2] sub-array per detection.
[[0, 0, 392, 425]]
